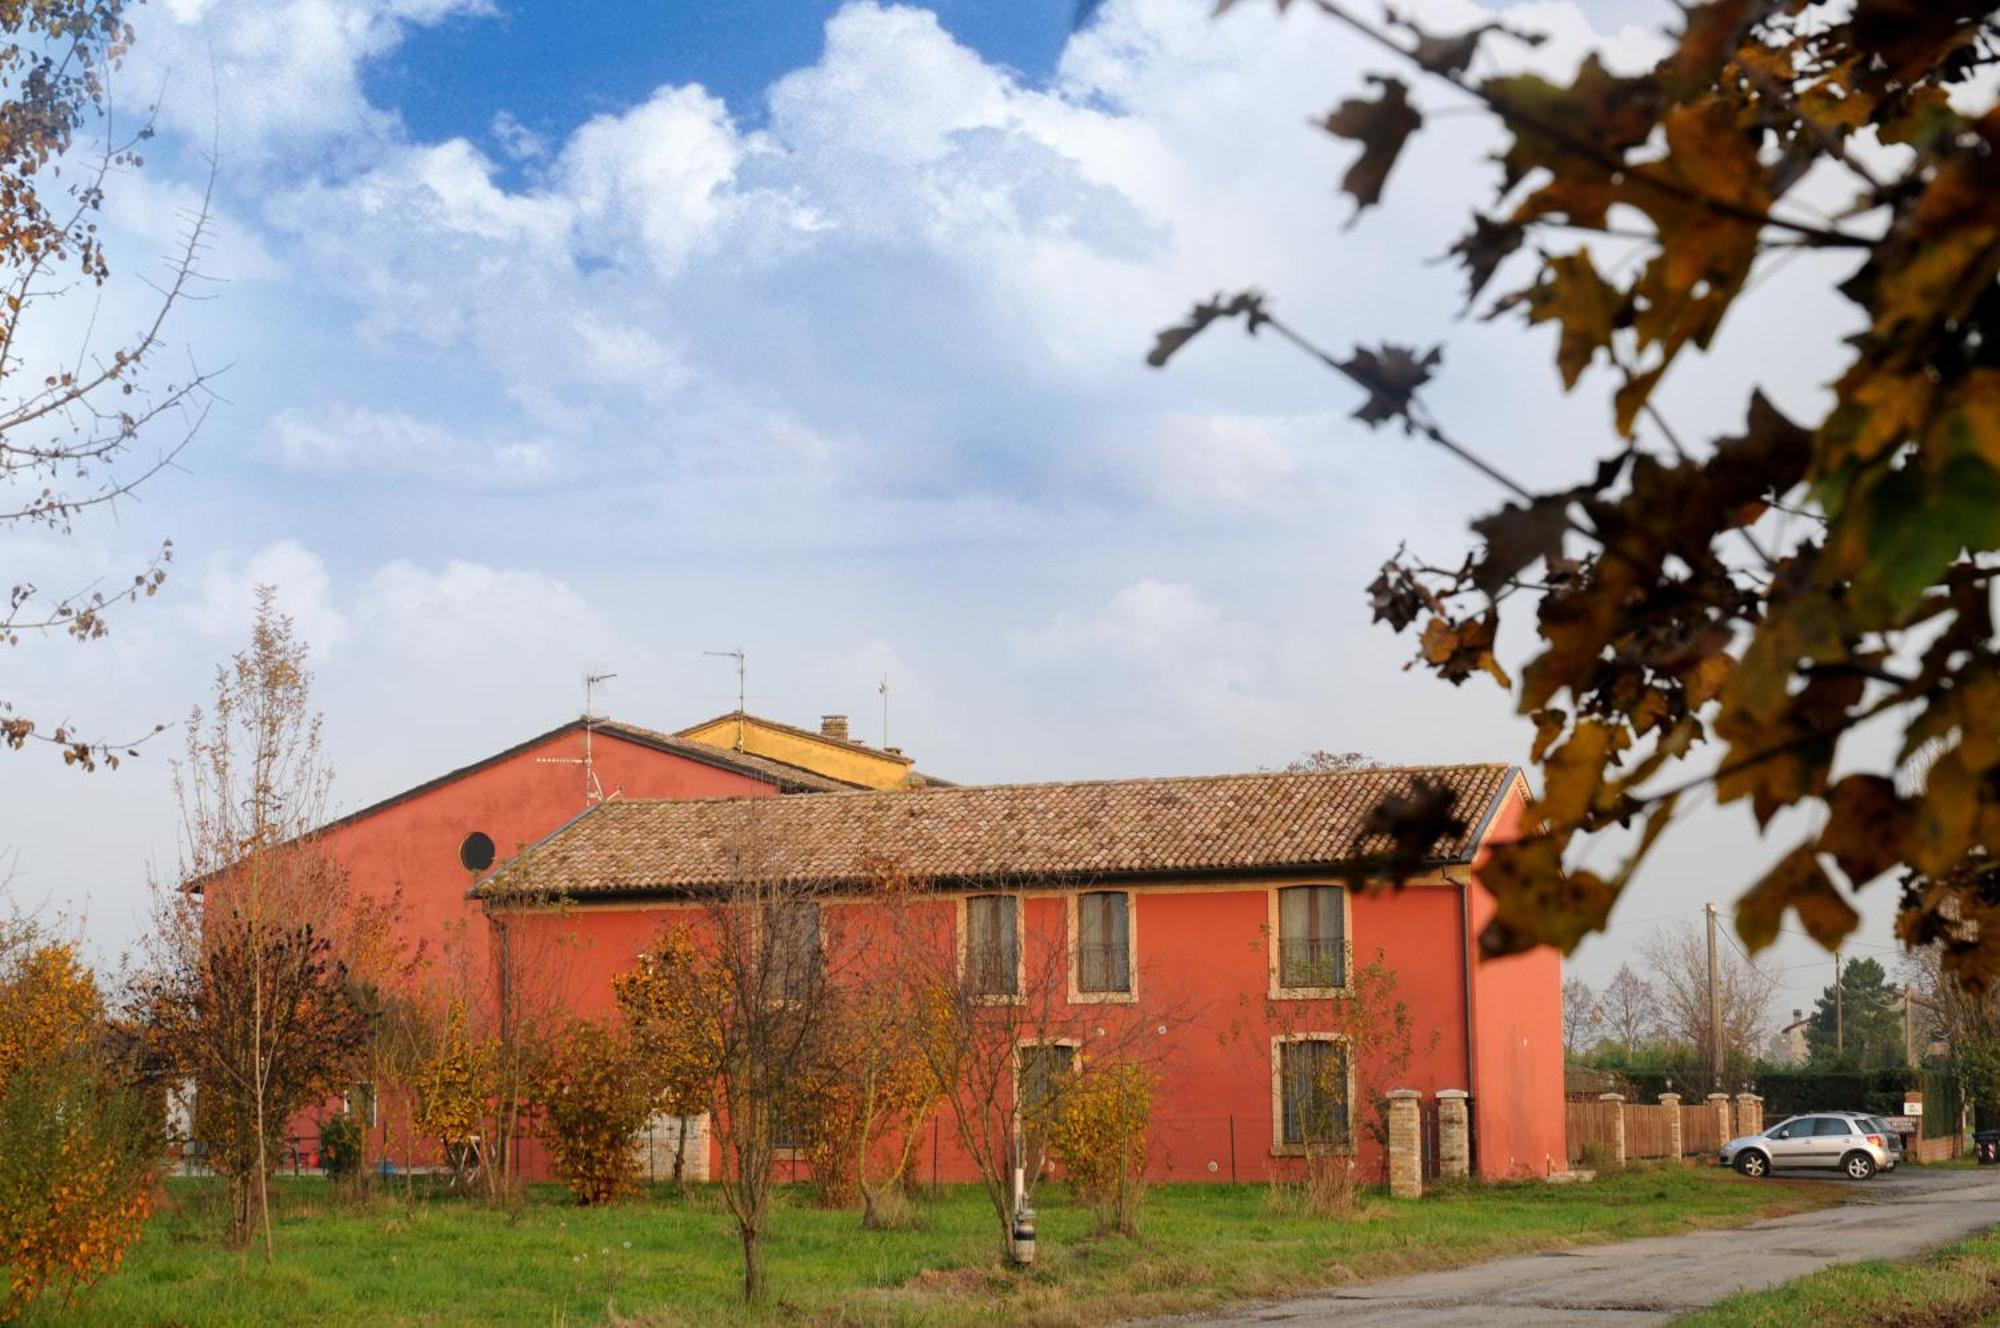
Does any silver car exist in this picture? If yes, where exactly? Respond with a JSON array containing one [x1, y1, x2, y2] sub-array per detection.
[[1720, 1112, 1893, 1181]]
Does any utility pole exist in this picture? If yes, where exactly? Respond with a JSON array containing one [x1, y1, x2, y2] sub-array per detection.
[[1904, 985, 1916, 1067], [1706, 902, 1723, 1090], [1835, 949, 1845, 1057]]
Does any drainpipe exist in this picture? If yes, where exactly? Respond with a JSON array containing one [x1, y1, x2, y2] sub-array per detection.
[[1449, 866, 1479, 1116]]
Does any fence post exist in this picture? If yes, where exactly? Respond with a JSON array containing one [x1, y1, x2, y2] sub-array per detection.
[[1387, 1089, 1423, 1199], [1597, 1093, 1627, 1168], [1437, 1090, 1470, 1180], [1659, 1093, 1683, 1161], [1708, 1092, 1732, 1148], [1735, 1093, 1763, 1139]]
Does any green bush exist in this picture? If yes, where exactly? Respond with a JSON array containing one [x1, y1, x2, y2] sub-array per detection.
[[319, 1113, 363, 1179]]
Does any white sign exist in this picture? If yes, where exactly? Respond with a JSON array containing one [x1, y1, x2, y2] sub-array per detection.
[[1885, 1116, 1919, 1134], [1904, 1100, 1924, 1117]]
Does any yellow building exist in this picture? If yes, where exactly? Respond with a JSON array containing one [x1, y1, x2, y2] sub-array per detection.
[[674, 711, 938, 790]]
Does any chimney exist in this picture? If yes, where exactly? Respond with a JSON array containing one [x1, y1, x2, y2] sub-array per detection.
[[1792, 1009, 1803, 1022], [820, 714, 849, 742]]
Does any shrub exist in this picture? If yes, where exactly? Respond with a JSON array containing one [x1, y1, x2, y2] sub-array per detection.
[[319, 1113, 363, 1180], [1049, 1061, 1153, 1234], [0, 939, 158, 1320], [541, 1021, 652, 1205], [414, 999, 492, 1184]]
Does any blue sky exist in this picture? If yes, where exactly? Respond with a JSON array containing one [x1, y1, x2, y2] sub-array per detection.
[[369, 2, 1089, 156], [0, 0, 1895, 1003]]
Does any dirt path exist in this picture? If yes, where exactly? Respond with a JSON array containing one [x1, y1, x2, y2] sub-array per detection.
[[1141, 1168, 2000, 1327]]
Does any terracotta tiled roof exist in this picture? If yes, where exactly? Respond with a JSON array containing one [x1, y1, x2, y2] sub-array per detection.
[[473, 764, 1518, 899]]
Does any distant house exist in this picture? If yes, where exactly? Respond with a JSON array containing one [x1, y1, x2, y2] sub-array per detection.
[[673, 710, 948, 790], [1768, 1010, 1810, 1067], [473, 763, 1566, 1183]]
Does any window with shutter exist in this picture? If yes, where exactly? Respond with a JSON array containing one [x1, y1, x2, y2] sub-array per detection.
[[964, 895, 1018, 997], [766, 901, 821, 1002]]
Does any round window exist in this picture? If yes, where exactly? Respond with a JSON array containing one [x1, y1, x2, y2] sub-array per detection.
[[459, 831, 496, 873]]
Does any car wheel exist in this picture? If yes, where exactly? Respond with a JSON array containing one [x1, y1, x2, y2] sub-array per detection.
[[1734, 1151, 1770, 1178], [1842, 1151, 1876, 1181]]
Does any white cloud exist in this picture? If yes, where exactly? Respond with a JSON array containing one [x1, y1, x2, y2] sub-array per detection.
[[266, 403, 555, 486], [136, 0, 496, 163], [1013, 579, 1285, 738], [191, 539, 348, 653], [350, 560, 617, 682]]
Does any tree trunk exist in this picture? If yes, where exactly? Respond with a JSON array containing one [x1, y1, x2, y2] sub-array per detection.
[[672, 1115, 688, 1187], [739, 1223, 765, 1302], [254, 964, 274, 1263]]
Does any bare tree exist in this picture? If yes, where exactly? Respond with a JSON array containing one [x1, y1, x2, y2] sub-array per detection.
[[0, 3, 218, 769], [1640, 925, 1775, 1080], [1561, 976, 1600, 1057], [1283, 751, 1381, 773], [697, 836, 856, 1302], [134, 590, 374, 1256], [882, 869, 1193, 1263], [1597, 964, 1659, 1054]]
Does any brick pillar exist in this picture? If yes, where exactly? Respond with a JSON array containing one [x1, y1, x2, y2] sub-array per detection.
[[1436, 1089, 1470, 1179], [1598, 1093, 1627, 1168], [1660, 1093, 1683, 1160], [1386, 1089, 1422, 1199], [1736, 1093, 1763, 1138], [1708, 1092, 1733, 1146]]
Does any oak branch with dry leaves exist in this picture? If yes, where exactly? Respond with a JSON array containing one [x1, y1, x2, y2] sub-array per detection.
[[0, 0, 216, 771], [1151, 1, 2000, 990]]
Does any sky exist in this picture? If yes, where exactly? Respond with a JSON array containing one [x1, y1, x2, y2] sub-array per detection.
[[0, 0, 1905, 1015]]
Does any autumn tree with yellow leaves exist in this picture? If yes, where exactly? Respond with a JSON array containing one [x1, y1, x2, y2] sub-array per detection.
[[614, 927, 725, 1187], [1048, 1060, 1154, 1235], [0, 926, 157, 1321], [1155, 2, 2000, 990]]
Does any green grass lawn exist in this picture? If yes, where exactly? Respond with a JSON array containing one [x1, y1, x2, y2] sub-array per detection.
[[1672, 1225, 2000, 1328], [33, 1166, 1836, 1328]]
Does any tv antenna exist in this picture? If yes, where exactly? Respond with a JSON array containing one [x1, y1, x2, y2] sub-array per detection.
[[877, 673, 890, 749], [704, 646, 746, 749], [537, 670, 617, 804]]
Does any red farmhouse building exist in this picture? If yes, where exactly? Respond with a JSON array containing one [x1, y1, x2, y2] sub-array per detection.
[[306, 716, 860, 978], [470, 762, 1562, 1183]]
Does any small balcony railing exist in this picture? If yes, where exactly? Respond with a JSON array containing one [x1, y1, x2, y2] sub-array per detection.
[[1279, 938, 1345, 989]]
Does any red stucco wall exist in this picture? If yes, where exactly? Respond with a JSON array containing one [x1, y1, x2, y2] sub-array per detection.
[[320, 727, 783, 971], [499, 874, 1489, 1185], [1466, 781, 1567, 1179], [286, 727, 785, 1166]]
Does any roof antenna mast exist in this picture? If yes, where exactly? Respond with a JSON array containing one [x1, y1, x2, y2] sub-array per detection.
[[538, 668, 617, 804], [878, 673, 890, 750], [704, 646, 746, 749]]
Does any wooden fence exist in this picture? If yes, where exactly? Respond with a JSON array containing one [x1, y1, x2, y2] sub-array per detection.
[[1625, 1104, 1678, 1159], [1567, 1098, 1733, 1164], [1565, 1100, 1622, 1165], [1681, 1104, 1722, 1155]]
